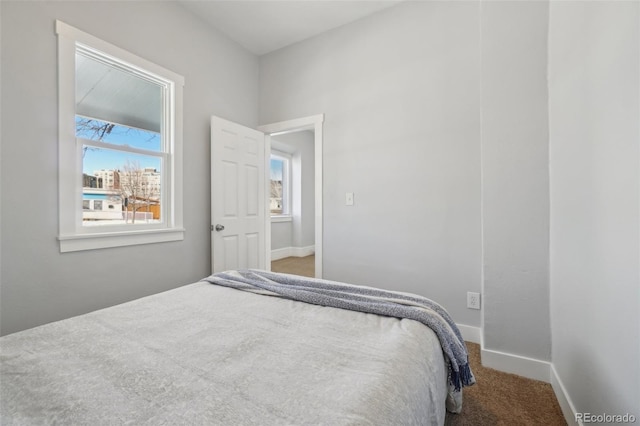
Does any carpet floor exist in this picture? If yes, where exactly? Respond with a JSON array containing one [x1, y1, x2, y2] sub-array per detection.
[[271, 255, 315, 277], [446, 342, 566, 425]]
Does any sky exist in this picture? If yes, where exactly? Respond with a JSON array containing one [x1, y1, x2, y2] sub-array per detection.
[[270, 158, 283, 181], [77, 117, 162, 174]]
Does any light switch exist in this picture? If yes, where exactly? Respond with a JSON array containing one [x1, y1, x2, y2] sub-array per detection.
[[346, 192, 354, 206]]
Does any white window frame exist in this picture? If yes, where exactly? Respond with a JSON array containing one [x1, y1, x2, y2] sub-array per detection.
[[270, 150, 292, 221], [56, 21, 185, 252]]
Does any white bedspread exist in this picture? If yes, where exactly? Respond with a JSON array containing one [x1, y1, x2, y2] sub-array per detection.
[[0, 281, 449, 425]]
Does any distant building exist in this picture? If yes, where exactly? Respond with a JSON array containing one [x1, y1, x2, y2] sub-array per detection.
[[141, 167, 161, 197], [270, 197, 283, 213], [82, 174, 101, 188], [82, 168, 160, 222], [120, 167, 161, 200], [82, 188, 123, 221], [93, 169, 120, 190]]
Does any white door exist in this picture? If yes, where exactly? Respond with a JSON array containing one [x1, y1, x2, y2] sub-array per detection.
[[211, 116, 266, 273]]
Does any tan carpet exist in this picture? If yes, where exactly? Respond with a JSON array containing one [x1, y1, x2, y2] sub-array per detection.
[[271, 255, 315, 277], [446, 342, 566, 425]]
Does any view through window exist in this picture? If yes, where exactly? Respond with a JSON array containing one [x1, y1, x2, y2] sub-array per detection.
[[270, 153, 289, 215], [270, 156, 284, 214], [76, 48, 166, 226], [57, 20, 185, 252]]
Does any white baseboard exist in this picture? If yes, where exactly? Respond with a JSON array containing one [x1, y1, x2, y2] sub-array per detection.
[[271, 245, 315, 261], [456, 324, 481, 344], [478, 346, 580, 425], [271, 247, 291, 261], [551, 364, 581, 426], [457, 325, 549, 382], [457, 326, 578, 426], [480, 346, 551, 383]]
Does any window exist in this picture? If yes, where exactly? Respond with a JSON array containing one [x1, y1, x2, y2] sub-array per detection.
[[270, 151, 291, 217], [56, 21, 184, 252]]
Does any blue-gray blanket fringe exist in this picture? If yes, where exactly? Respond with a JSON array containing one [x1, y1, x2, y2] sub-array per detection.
[[205, 269, 476, 392]]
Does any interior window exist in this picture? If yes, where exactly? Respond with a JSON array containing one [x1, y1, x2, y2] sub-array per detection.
[[270, 152, 290, 216], [76, 49, 165, 226]]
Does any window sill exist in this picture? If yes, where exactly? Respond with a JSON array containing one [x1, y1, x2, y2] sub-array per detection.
[[58, 227, 185, 253], [271, 215, 292, 223]]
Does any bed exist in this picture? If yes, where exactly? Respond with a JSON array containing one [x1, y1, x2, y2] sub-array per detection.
[[0, 270, 473, 425]]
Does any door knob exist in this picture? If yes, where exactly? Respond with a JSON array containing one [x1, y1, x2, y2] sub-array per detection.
[[214, 224, 225, 232]]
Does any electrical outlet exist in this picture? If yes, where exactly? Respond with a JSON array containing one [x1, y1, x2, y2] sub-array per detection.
[[467, 292, 481, 310]]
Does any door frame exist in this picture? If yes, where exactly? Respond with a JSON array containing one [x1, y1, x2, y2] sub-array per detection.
[[258, 114, 324, 278]]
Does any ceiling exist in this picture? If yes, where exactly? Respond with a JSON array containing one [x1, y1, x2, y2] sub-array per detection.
[[178, 1, 402, 56]]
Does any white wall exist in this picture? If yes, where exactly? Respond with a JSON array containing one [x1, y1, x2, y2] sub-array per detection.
[[290, 131, 316, 249], [260, 0, 554, 368], [481, 1, 551, 361], [271, 221, 293, 252], [260, 1, 483, 327], [0, 1, 259, 335], [549, 1, 640, 420]]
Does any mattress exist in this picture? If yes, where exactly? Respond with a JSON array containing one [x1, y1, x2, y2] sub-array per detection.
[[0, 280, 450, 425]]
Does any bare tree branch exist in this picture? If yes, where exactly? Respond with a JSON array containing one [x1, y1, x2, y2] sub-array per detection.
[[76, 118, 115, 141]]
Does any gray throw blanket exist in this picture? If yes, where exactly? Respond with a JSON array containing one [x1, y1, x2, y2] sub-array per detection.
[[205, 269, 475, 393]]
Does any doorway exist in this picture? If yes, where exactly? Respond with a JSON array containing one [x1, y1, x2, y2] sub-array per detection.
[[258, 114, 323, 278]]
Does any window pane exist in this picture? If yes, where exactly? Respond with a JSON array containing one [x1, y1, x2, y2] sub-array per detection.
[[76, 116, 161, 152], [82, 147, 162, 226], [270, 158, 284, 214], [75, 50, 163, 135]]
